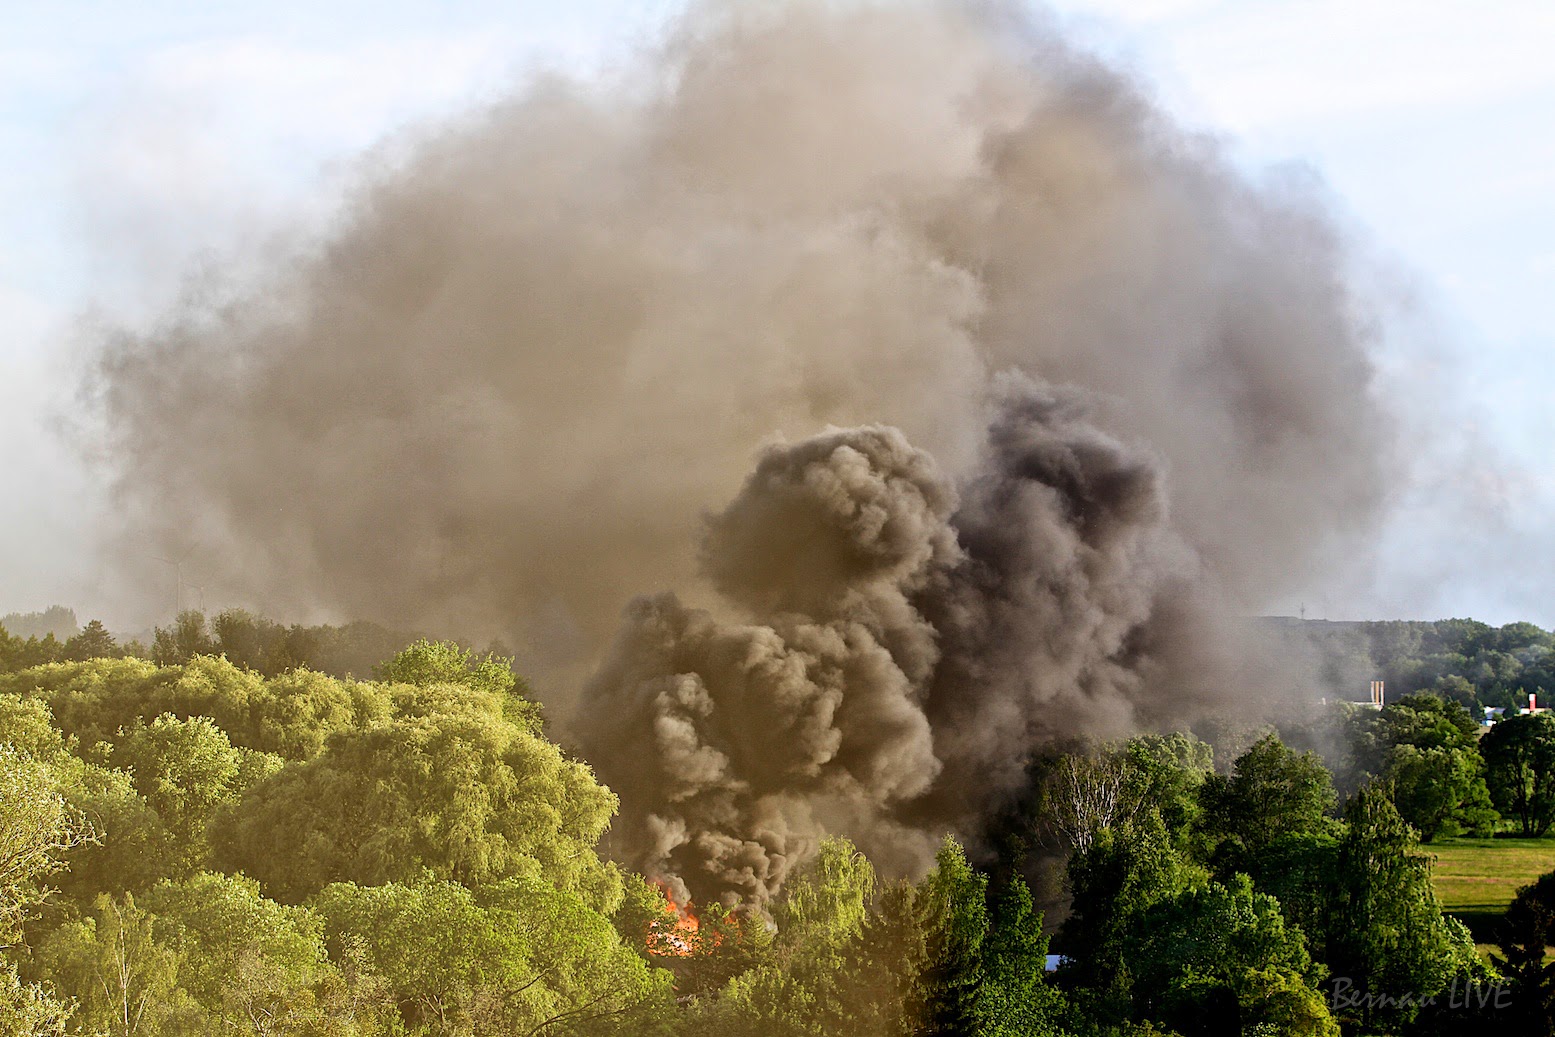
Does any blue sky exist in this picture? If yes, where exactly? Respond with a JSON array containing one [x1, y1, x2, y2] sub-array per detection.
[[2, 0, 1552, 626]]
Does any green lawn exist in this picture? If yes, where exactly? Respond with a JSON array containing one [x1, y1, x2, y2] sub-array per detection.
[[1430, 837, 1555, 914], [1428, 836, 1555, 950]]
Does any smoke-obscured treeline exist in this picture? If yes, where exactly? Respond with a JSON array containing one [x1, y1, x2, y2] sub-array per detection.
[[0, 608, 80, 643], [7, 622, 1555, 1035], [0, 609, 428, 680], [10, 608, 1552, 719]]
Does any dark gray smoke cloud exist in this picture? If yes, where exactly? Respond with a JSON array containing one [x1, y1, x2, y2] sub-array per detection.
[[579, 375, 1237, 903], [89, 1, 1393, 900], [581, 423, 958, 902]]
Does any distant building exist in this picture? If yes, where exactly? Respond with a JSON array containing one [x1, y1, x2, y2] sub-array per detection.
[[1341, 680, 1385, 711], [1321, 680, 1387, 711]]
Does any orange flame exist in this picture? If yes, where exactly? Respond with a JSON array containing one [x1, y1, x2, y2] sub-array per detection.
[[647, 883, 701, 957]]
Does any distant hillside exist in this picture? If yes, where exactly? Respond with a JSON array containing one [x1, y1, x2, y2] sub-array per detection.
[[1262, 616, 1554, 712]]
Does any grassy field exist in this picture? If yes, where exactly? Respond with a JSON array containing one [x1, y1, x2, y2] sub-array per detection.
[[1429, 836, 1555, 947], [1430, 837, 1555, 914]]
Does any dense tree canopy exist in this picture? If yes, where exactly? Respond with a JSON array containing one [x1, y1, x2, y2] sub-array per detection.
[[1199, 732, 1338, 869], [1325, 784, 1479, 1032], [0, 641, 652, 1036], [214, 679, 610, 904], [0, 745, 90, 1034], [1342, 695, 1498, 841], [1132, 875, 1336, 1037], [0, 617, 1530, 1037], [1481, 713, 1555, 837]]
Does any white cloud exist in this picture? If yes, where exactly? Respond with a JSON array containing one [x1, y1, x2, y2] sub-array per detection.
[[1049, 0, 1229, 26], [1114, 0, 1555, 130]]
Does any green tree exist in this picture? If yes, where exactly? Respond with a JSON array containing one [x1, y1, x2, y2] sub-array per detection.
[[0, 697, 65, 759], [62, 621, 119, 663], [917, 838, 989, 1036], [149, 612, 217, 667], [657, 897, 772, 1004], [142, 871, 342, 1036], [1041, 735, 1210, 859], [1377, 694, 1480, 756], [315, 877, 669, 1036], [2, 655, 263, 756], [214, 682, 619, 904], [840, 880, 926, 1037], [1124, 733, 1212, 851], [981, 875, 1065, 1037], [36, 893, 188, 1037], [695, 838, 882, 1034], [0, 747, 93, 943], [1042, 748, 1144, 856], [376, 638, 541, 733], [1132, 875, 1336, 1037], [55, 765, 179, 903], [1237, 832, 1339, 959], [1430, 674, 1477, 710], [480, 875, 674, 1036], [1481, 713, 1555, 836], [1385, 743, 1496, 841], [0, 967, 70, 1037], [1326, 783, 1477, 1032], [0, 698, 176, 899], [693, 965, 816, 1037], [0, 746, 93, 1034], [775, 838, 876, 950], [112, 715, 244, 867], [245, 667, 385, 760], [0, 608, 77, 641], [1497, 622, 1552, 653], [1057, 812, 1189, 1022], [1344, 694, 1497, 840], [144, 608, 416, 679], [0, 627, 62, 673], [610, 873, 672, 962], [1494, 870, 1555, 1031], [1199, 733, 1337, 874]]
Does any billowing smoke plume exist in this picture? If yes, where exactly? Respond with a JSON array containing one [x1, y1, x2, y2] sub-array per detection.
[[579, 375, 1216, 902], [581, 420, 960, 902], [90, 1, 1393, 900]]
